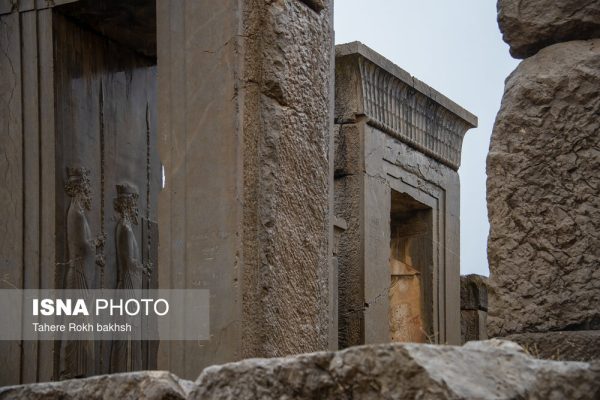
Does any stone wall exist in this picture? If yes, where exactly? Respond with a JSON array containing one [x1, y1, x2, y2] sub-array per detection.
[[0, 0, 334, 385], [460, 274, 488, 343], [2, 341, 599, 399], [487, 0, 600, 361], [157, 0, 334, 377]]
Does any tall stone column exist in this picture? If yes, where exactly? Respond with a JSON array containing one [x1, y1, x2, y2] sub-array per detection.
[[157, 0, 334, 377]]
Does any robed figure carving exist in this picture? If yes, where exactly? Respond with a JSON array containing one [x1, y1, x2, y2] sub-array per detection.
[[110, 183, 144, 372], [60, 166, 94, 379]]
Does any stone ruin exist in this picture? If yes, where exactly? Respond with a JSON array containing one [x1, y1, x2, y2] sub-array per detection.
[[487, 0, 600, 361], [2, 340, 600, 399], [334, 42, 477, 348], [0, 0, 599, 397]]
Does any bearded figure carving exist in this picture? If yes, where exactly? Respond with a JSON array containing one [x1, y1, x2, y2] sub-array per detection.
[[110, 183, 144, 372], [60, 166, 94, 379]]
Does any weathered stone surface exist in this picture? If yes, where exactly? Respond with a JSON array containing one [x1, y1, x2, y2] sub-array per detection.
[[334, 43, 476, 348], [241, 0, 334, 358], [157, 0, 334, 377], [487, 39, 600, 337], [3, 341, 600, 399], [0, 371, 190, 400], [498, 0, 600, 58], [461, 310, 488, 344], [460, 274, 488, 311], [504, 331, 600, 362], [191, 340, 600, 399]]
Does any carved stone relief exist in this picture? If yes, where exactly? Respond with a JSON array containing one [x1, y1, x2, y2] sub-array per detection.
[[110, 183, 144, 373], [60, 166, 94, 379]]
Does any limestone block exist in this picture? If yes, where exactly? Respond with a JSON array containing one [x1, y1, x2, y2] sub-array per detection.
[[0, 371, 191, 400], [498, 0, 600, 58], [191, 340, 600, 399], [487, 40, 600, 337], [504, 331, 600, 362]]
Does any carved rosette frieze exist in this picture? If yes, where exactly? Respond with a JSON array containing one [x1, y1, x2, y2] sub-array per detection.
[[357, 57, 474, 170]]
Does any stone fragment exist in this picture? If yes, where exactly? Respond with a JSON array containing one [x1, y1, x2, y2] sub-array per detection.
[[498, 0, 600, 58], [190, 340, 600, 399], [0, 371, 190, 400], [504, 331, 600, 362], [487, 39, 600, 337], [460, 274, 488, 311], [461, 309, 488, 343]]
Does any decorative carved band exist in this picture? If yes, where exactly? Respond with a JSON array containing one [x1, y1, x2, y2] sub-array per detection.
[[358, 58, 472, 170]]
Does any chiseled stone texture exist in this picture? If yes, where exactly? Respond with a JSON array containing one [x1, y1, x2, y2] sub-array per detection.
[[0, 371, 192, 400], [191, 340, 600, 399], [504, 331, 600, 362], [241, 0, 333, 358], [487, 39, 600, 337], [498, 0, 600, 58]]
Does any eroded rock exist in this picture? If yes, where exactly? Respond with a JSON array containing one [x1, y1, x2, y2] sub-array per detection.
[[498, 0, 600, 58], [2, 341, 600, 399], [487, 39, 600, 337], [0, 371, 190, 400], [191, 340, 600, 399], [504, 331, 600, 362]]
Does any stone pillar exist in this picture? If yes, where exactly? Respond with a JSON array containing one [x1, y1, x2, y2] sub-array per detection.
[[460, 274, 488, 344], [488, 0, 600, 361], [157, 0, 334, 377], [334, 42, 477, 347]]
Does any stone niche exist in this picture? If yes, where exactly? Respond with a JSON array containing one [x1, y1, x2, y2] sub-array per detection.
[[0, 0, 334, 386], [334, 42, 477, 347]]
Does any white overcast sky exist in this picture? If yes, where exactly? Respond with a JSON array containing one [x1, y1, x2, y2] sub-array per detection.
[[334, 1, 519, 276]]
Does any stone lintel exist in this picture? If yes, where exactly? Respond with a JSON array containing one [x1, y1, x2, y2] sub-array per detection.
[[335, 41, 477, 170]]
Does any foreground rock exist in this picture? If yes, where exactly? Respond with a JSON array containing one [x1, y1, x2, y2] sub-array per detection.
[[191, 340, 600, 399], [498, 0, 600, 58], [487, 39, 600, 337], [3, 341, 600, 399], [504, 331, 600, 362], [0, 371, 191, 400]]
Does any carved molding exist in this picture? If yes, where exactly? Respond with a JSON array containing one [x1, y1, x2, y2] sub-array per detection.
[[358, 57, 472, 170]]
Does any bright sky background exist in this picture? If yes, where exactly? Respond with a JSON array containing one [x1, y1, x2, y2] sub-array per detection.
[[334, 1, 519, 276]]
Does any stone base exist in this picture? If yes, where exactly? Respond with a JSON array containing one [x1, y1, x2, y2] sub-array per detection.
[[503, 331, 600, 362]]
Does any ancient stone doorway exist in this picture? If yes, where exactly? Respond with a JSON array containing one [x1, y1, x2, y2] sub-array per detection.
[[389, 190, 433, 343], [52, 0, 159, 378]]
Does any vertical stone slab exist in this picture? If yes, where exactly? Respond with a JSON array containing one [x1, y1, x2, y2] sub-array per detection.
[[21, 10, 41, 384], [157, 0, 243, 377], [242, 0, 333, 358], [157, 0, 333, 376], [0, 11, 23, 387], [487, 40, 600, 337], [37, 8, 56, 383], [0, 7, 56, 386], [363, 174, 391, 344]]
